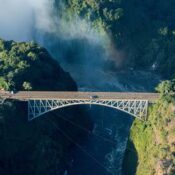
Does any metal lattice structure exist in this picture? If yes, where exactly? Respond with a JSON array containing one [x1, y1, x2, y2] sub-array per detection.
[[28, 99, 149, 121]]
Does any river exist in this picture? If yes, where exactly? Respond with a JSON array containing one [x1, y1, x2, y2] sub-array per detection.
[[59, 64, 159, 175]]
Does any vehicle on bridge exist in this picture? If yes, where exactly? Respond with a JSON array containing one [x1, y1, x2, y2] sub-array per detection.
[[9, 89, 18, 95], [90, 95, 99, 99]]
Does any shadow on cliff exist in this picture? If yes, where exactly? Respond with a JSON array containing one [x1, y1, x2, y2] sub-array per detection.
[[0, 39, 92, 175], [122, 138, 138, 175]]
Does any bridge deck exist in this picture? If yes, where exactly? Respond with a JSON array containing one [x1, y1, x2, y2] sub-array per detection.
[[0, 91, 159, 101]]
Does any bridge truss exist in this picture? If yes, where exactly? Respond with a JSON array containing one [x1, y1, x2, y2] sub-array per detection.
[[0, 97, 6, 105], [28, 99, 149, 121]]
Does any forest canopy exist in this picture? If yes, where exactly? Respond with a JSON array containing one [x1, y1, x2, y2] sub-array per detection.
[[59, 0, 175, 78], [0, 39, 76, 91]]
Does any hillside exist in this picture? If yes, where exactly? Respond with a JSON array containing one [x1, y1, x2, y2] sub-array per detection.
[[54, 0, 175, 78], [123, 80, 175, 175], [0, 39, 92, 175], [0, 39, 76, 91]]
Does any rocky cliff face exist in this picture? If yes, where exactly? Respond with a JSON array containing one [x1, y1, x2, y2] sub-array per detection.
[[0, 39, 91, 175]]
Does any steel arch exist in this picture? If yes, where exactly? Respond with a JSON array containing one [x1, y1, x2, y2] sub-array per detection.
[[28, 99, 148, 121]]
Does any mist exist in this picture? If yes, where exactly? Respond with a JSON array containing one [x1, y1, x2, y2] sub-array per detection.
[[0, 0, 106, 40], [0, 0, 55, 41], [0, 0, 124, 87], [0, 0, 117, 55]]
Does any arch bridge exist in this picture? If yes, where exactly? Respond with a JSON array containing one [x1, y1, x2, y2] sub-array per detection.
[[0, 91, 159, 121], [0, 91, 159, 120]]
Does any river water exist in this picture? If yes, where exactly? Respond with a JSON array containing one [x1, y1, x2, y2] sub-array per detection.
[[59, 64, 160, 175]]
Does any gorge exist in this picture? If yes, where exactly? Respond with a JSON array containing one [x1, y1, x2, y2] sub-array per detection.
[[0, 0, 175, 175]]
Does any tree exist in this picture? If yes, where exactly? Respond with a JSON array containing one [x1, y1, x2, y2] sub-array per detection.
[[27, 52, 38, 61], [0, 77, 9, 90], [22, 82, 32, 91], [155, 80, 174, 95]]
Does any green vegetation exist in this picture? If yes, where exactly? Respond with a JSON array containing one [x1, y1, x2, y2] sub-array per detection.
[[124, 80, 175, 175], [0, 39, 82, 175], [22, 81, 32, 90], [156, 80, 175, 95], [0, 77, 9, 90], [0, 39, 77, 91], [62, 0, 124, 39], [57, 0, 175, 78], [0, 39, 38, 90]]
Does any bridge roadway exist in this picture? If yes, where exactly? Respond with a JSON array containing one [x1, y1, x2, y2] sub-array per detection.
[[0, 91, 159, 102], [0, 91, 161, 120]]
